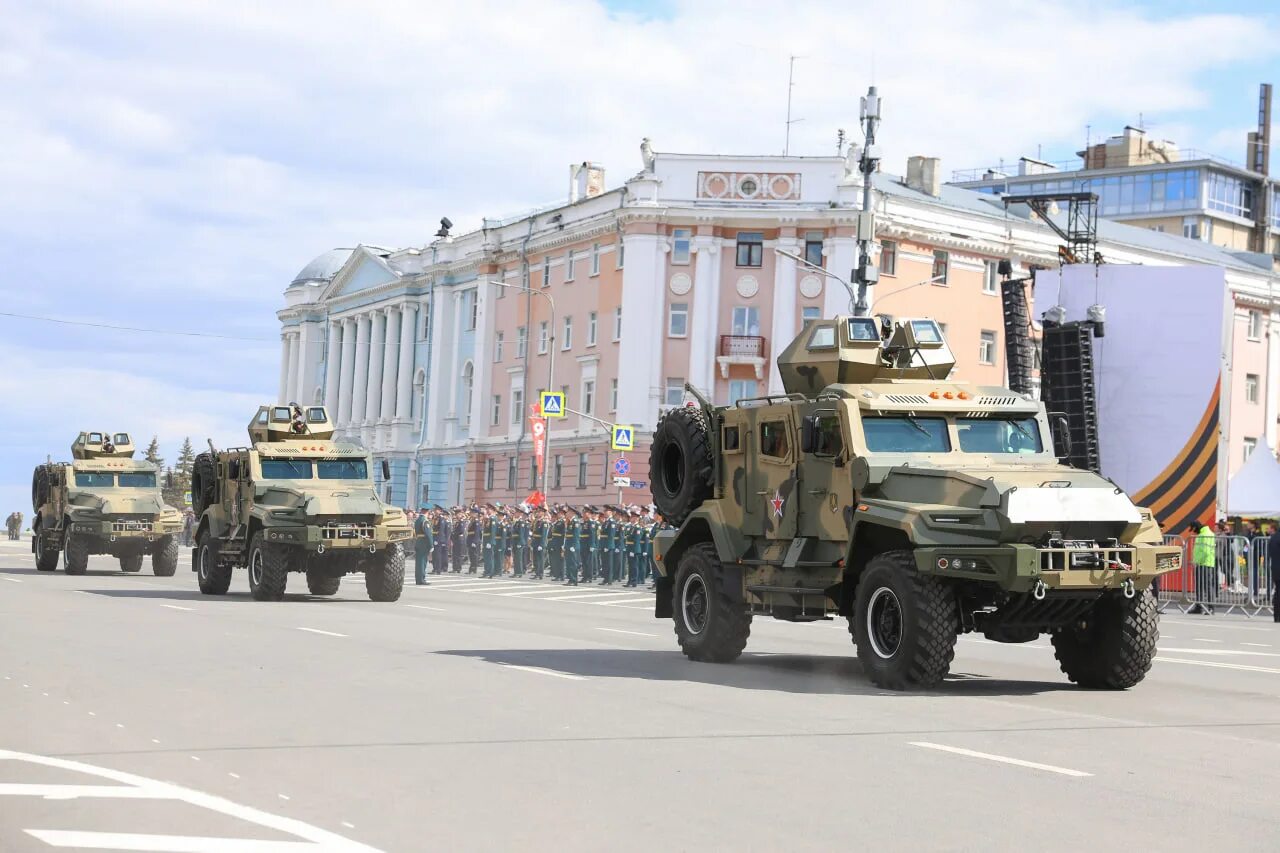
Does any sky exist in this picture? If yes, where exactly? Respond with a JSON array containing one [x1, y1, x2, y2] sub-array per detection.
[[0, 0, 1277, 516]]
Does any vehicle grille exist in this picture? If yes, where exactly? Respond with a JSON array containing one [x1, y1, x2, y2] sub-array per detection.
[[884, 394, 931, 405], [321, 523, 374, 541], [1039, 546, 1133, 572], [111, 519, 154, 534], [977, 396, 1020, 406]]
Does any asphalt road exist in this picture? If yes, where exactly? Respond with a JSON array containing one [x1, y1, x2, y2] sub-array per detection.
[[1, 538, 1279, 852]]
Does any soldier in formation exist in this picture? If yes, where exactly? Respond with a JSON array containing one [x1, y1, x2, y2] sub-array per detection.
[[5, 511, 22, 541]]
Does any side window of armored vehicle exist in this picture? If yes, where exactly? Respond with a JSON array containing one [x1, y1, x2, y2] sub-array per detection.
[[807, 325, 836, 350], [722, 425, 741, 453], [759, 420, 790, 460], [307, 407, 326, 423], [271, 407, 291, 422], [113, 433, 130, 446], [256, 410, 269, 425], [862, 415, 950, 453], [812, 413, 844, 458], [847, 317, 879, 342], [88, 432, 103, 443], [227, 458, 241, 480], [909, 319, 943, 344]]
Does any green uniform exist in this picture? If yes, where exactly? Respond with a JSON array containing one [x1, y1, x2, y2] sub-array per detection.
[[414, 514, 432, 585], [533, 518, 550, 578], [549, 518, 566, 580], [584, 518, 600, 582], [563, 518, 581, 584], [603, 517, 620, 583], [513, 519, 530, 576], [482, 517, 499, 577]]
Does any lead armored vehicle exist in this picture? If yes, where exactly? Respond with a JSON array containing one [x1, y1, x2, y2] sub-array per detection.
[[190, 404, 412, 601], [31, 432, 183, 575], [649, 316, 1181, 690]]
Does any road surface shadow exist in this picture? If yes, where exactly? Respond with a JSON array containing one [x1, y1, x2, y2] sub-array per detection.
[[439, 648, 1073, 697], [79, 588, 378, 603]]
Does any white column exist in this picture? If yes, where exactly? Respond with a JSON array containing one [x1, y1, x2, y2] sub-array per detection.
[[292, 322, 309, 404], [466, 288, 488, 437], [380, 307, 400, 421], [825, 236, 858, 317], [284, 333, 300, 403], [395, 303, 416, 421], [337, 318, 357, 424], [769, 237, 800, 394], [617, 233, 666, 429], [277, 334, 291, 403], [365, 311, 386, 422], [688, 237, 722, 398], [323, 320, 342, 414], [351, 314, 371, 424]]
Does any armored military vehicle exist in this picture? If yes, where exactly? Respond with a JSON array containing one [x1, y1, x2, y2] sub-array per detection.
[[190, 404, 412, 601], [31, 432, 184, 575], [649, 315, 1182, 690]]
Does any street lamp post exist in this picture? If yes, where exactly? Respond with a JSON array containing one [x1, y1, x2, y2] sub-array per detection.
[[775, 248, 943, 315], [487, 279, 556, 502]]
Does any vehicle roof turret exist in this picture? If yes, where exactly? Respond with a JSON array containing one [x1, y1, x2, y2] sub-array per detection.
[[248, 404, 336, 444], [777, 315, 957, 397], [71, 431, 136, 460]]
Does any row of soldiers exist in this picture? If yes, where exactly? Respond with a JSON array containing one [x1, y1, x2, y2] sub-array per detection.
[[410, 504, 667, 587], [4, 511, 22, 541]]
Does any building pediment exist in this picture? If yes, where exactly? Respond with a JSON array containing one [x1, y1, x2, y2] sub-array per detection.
[[320, 247, 402, 300]]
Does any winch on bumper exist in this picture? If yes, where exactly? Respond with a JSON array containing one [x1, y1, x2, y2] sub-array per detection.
[[912, 542, 1182, 594], [68, 518, 182, 540], [260, 523, 413, 551]]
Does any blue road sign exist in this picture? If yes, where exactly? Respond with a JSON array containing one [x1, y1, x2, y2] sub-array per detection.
[[539, 391, 565, 418], [611, 425, 635, 451], [613, 457, 631, 476]]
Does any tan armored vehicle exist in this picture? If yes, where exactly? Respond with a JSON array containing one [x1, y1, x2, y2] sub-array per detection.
[[190, 404, 412, 601], [649, 316, 1182, 690], [31, 432, 184, 575]]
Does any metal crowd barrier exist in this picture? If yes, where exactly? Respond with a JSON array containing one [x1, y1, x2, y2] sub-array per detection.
[[1153, 534, 1275, 618]]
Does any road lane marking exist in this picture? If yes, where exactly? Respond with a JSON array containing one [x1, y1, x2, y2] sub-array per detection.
[[545, 591, 648, 601], [1191, 638, 1222, 643], [160, 604, 194, 612], [0, 783, 172, 799], [404, 604, 446, 612], [228, 773, 239, 779], [26, 831, 327, 851], [499, 664, 587, 681], [342, 822, 355, 829], [1243, 642, 1272, 648], [278, 793, 290, 800], [1159, 618, 1273, 633], [595, 627, 657, 638], [190, 756, 200, 762], [295, 627, 347, 638], [1159, 656, 1280, 675], [2, 577, 21, 583], [909, 742, 1092, 778], [1161, 647, 1280, 658], [115, 724, 124, 729]]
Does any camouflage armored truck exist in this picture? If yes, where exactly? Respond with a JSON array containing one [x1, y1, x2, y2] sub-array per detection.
[[31, 432, 184, 576], [190, 404, 412, 601], [649, 316, 1182, 690]]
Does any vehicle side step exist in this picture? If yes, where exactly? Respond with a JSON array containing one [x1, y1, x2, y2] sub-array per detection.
[[747, 585, 830, 597]]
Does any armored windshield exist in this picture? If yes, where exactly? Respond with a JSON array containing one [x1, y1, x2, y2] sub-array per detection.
[[261, 459, 314, 479], [117, 472, 157, 488], [74, 472, 116, 488], [317, 460, 369, 480], [956, 417, 1044, 454], [862, 416, 950, 453]]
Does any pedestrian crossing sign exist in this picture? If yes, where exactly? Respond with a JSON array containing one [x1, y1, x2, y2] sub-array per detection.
[[611, 425, 635, 451], [540, 391, 566, 418]]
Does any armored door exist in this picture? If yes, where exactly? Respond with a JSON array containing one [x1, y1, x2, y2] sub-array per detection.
[[750, 407, 798, 541], [797, 406, 855, 542]]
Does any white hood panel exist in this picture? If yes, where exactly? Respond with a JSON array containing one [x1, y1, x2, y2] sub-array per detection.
[[1005, 487, 1141, 525]]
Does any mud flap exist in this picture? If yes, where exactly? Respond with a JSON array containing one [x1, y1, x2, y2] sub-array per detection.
[[654, 573, 674, 619]]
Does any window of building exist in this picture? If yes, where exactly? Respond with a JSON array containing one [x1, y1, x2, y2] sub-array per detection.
[[1182, 218, 1201, 240], [494, 332, 504, 362], [803, 231, 824, 267], [582, 379, 595, 415], [538, 321, 549, 354], [732, 306, 761, 336], [932, 250, 949, 285], [552, 454, 562, 489], [462, 361, 474, 427], [668, 302, 689, 337], [590, 242, 601, 276], [983, 260, 999, 294], [880, 240, 897, 276], [610, 378, 618, 412], [422, 304, 432, 340], [665, 377, 685, 406], [484, 458, 495, 491], [562, 315, 573, 350], [802, 305, 822, 325], [979, 330, 997, 365], [1017, 169, 1200, 217], [616, 239, 625, 269], [613, 307, 622, 341], [728, 379, 757, 404], [672, 228, 692, 265], [1248, 310, 1263, 340], [541, 255, 552, 288], [577, 453, 588, 488], [1246, 373, 1260, 403], [507, 456, 517, 491], [587, 311, 597, 346], [736, 232, 763, 267], [1244, 436, 1258, 463], [511, 387, 524, 424], [1207, 171, 1254, 218], [466, 289, 478, 330], [490, 394, 501, 426], [565, 250, 576, 282], [516, 325, 527, 359]]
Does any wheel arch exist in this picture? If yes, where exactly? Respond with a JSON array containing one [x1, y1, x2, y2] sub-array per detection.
[[839, 520, 915, 616]]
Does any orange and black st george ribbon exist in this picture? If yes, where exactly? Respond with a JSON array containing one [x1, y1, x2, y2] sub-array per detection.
[[1132, 380, 1220, 532]]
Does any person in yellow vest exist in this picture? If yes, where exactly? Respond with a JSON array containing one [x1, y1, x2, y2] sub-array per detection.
[[1188, 520, 1216, 615]]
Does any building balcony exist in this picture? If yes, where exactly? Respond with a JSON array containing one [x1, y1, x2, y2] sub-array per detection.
[[717, 335, 767, 379]]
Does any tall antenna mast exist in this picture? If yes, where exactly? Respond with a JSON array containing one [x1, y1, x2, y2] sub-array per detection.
[[854, 85, 882, 316], [783, 55, 804, 155]]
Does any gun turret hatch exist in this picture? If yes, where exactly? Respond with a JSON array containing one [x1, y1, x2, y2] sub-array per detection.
[[776, 315, 956, 396], [72, 431, 136, 459], [248, 404, 335, 444]]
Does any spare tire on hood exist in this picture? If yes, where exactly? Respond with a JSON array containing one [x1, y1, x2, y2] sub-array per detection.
[[649, 405, 714, 527]]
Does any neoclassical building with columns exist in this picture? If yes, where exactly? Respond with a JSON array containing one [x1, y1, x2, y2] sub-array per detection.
[[279, 143, 1277, 509]]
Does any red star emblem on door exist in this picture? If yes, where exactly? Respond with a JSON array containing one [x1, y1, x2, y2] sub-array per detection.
[[769, 489, 785, 518]]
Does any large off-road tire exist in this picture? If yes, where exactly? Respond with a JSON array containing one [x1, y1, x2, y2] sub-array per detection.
[[195, 531, 232, 595], [151, 535, 179, 577], [191, 453, 217, 517], [852, 550, 959, 690], [1051, 589, 1159, 689], [34, 530, 59, 572], [64, 533, 90, 576], [364, 543, 405, 602], [649, 405, 714, 527], [247, 533, 289, 601], [119, 554, 144, 573], [672, 542, 751, 662], [307, 570, 341, 596]]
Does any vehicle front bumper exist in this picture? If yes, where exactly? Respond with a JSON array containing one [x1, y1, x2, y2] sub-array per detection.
[[259, 523, 414, 552], [913, 542, 1181, 593], [67, 519, 183, 540]]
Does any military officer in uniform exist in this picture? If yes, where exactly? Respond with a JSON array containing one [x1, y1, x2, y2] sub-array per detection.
[[466, 509, 482, 573], [563, 510, 582, 585], [533, 510, 550, 579], [413, 506, 432, 585], [432, 508, 450, 575], [583, 508, 600, 583], [549, 508, 566, 581], [513, 511, 531, 576]]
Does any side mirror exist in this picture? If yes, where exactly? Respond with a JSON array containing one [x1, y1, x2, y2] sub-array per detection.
[[381, 459, 391, 481], [800, 416, 819, 454], [1049, 413, 1073, 461]]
